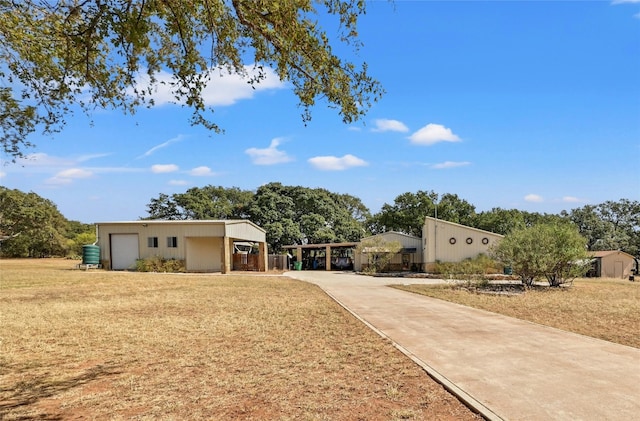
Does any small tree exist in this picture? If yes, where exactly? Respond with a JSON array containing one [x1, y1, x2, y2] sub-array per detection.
[[67, 232, 97, 257], [356, 237, 402, 274], [491, 222, 589, 287]]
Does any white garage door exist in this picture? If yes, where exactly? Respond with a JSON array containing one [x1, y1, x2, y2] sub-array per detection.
[[111, 234, 139, 270]]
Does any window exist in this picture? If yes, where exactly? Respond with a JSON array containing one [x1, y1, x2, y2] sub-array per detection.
[[167, 236, 178, 248], [147, 237, 158, 248]]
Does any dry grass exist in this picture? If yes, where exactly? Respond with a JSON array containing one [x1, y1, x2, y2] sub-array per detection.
[[0, 259, 479, 421], [394, 279, 640, 348]]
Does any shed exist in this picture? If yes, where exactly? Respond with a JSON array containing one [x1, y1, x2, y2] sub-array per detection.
[[96, 220, 267, 273], [354, 231, 423, 272], [422, 216, 503, 271], [587, 250, 636, 279]]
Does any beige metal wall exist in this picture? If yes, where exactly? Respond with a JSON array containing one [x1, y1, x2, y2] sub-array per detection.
[[186, 237, 222, 272], [225, 220, 266, 243], [423, 216, 503, 264], [96, 224, 140, 264], [600, 252, 634, 279], [96, 220, 267, 272], [97, 222, 226, 263]]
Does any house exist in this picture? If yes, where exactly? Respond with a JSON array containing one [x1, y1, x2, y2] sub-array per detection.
[[422, 216, 503, 272], [587, 250, 637, 279], [96, 220, 268, 273], [354, 231, 423, 272], [286, 219, 504, 273]]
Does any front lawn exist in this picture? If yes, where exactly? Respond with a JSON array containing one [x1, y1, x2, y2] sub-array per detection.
[[0, 258, 479, 420]]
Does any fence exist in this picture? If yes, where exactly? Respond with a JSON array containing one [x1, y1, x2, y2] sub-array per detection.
[[232, 253, 261, 271], [268, 254, 290, 271]]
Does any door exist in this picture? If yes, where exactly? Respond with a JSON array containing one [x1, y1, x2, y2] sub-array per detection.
[[186, 237, 222, 272], [111, 234, 139, 270], [614, 261, 624, 279]]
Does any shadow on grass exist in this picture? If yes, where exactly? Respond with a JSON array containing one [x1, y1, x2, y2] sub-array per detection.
[[0, 362, 121, 420]]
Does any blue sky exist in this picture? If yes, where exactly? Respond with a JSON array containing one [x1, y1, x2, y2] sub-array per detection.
[[2, 1, 639, 224]]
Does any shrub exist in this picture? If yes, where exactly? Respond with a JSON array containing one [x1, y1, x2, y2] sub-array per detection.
[[433, 254, 501, 276], [356, 238, 402, 274], [490, 222, 589, 287], [136, 256, 185, 273]]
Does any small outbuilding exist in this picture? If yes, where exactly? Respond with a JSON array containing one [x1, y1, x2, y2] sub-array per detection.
[[354, 231, 423, 272], [587, 250, 637, 279], [422, 216, 503, 271], [96, 220, 268, 273]]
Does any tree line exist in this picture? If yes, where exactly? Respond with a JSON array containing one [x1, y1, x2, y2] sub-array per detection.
[[1, 184, 638, 258], [0, 186, 95, 258], [143, 183, 639, 255]]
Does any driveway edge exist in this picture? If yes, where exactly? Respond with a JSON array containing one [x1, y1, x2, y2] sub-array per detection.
[[322, 288, 504, 421]]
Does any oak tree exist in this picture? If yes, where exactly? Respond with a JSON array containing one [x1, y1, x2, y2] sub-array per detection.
[[0, 187, 68, 257], [0, 0, 383, 160]]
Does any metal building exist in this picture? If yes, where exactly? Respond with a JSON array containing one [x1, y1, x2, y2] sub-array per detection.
[[422, 216, 503, 271], [588, 250, 636, 280], [96, 220, 267, 273], [354, 231, 423, 272]]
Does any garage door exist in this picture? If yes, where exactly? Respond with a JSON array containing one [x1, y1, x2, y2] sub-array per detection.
[[111, 234, 139, 270]]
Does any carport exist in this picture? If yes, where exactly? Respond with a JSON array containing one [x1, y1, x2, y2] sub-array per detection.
[[284, 242, 358, 271]]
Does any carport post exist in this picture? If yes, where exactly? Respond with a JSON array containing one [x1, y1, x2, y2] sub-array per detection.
[[222, 236, 232, 274], [260, 242, 267, 271], [325, 245, 331, 271]]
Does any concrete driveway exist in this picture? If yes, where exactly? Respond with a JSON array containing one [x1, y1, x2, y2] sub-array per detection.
[[285, 270, 640, 421]]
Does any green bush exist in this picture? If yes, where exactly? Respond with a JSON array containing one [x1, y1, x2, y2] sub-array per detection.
[[433, 254, 501, 276], [490, 222, 589, 287], [136, 256, 185, 273]]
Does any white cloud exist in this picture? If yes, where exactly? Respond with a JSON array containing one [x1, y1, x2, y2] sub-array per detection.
[[45, 168, 93, 185], [18, 153, 73, 168], [371, 119, 409, 133], [15, 153, 116, 171], [408, 123, 461, 145], [57, 168, 93, 179], [0, 171, 6, 178], [245, 137, 293, 165], [77, 153, 111, 162], [169, 180, 189, 186], [45, 177, 73, 186], [562, 196, 582, 203], [131, 65, 285, 107], [5, 152, 144, 187], [524, 194, 544, 203], [138, 135, 185, 158], [308, 154, 368, 171], [611, 0, 640, 4], [88, 167, 144, 174], [151, 164, 179, 173], [431, 161, 471, 169], [189, 166, 216, 176]]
